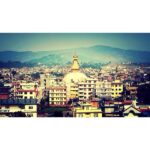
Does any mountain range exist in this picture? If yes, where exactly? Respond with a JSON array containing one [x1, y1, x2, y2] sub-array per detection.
[[0, 45, 150, 66]]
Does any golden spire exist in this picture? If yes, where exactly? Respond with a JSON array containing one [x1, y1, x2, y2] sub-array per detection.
[[71, 54, 80, 72]]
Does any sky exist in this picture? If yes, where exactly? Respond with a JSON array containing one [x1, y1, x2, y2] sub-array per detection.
[[0, 33, 150, 51]]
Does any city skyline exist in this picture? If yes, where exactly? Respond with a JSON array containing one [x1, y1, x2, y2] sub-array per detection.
[[0, 33, 150, 52]]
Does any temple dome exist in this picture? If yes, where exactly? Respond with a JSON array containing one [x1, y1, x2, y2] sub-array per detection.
[[63, 71, 87, 83], [63, 55, 87, 83]]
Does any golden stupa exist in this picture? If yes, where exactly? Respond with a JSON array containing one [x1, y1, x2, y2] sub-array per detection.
[[63, 55, 87, 83]]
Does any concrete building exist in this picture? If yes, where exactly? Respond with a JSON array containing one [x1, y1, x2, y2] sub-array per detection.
[[40, 74, 51, 89], [16, 89, 38, 99], [49, 86, 67, 106], [4, 82, 39, 100], [78, 78, 97, 101], [0, 99, 37, 117], [111, 80, 123, 98], [14, 82, 38, 99], [96, 80, 112, 99], [69, 82, 78, 99], [72, 102, 102, 118]]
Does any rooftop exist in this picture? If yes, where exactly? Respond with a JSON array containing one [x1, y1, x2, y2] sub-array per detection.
[[0, 99, 37, 105]]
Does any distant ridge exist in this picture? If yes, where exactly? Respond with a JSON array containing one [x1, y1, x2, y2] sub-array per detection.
[[0, 45, 150, 65]]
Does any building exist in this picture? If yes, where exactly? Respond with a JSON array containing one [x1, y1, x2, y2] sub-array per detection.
[[123, 105, 141, 117], [78, 78, 97, 101], [100, 100, 124, 117], [16, 89, 38, 99], [16, 82, 38, 99], [72, 102, 102, 118], [49, 86, 67, 106], [125, 86, 138, 99], [69, 82, 79, 99], [4, 82, 39, 100], [96, 80, 112, 99], [111, 80, 123, 98], [0, 99, 37, 117], [40, 74, 51, 89]]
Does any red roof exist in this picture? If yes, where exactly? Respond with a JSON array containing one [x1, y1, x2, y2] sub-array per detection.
[[139, 108, 149, 112], [123, 100, 132, 105], [12, 82, 20, 86], [105, 101, 114, 104], [49, 87, 66, 90]]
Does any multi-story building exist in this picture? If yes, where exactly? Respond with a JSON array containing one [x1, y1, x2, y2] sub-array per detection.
[[0, 99, 37, 117], [14, 82, 38, 100], [69, 82, 78, 99], [40, 74, 51, 89], [125, 86, 138, 99], [49, 86, 67, 105], [111, 80, 123, 98], [78, 78, 97, 101], [72, 102, 102, 118], [96, 80, 112, 99], [4, 82, 39, 100], [16, 89, 38, 99]]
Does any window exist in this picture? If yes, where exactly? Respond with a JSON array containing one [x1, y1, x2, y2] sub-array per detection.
[[94, 113, 98, 117], [86, 106, 89, 110], [29, 106, 33, 109], [30, 92, 33, 94], [19, 105, 25, 109], [78, 114, 83, 117], [24, 92, 27, 94], [27, 113, 33, 117]]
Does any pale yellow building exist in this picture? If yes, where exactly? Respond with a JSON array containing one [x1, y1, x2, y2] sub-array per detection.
[[111, 80, 123, 98], [72, 102, 102, 118], [69, 82, 78, 99]]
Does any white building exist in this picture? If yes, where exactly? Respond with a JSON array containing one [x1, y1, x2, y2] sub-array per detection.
[[78, 78, 97, 101], [49, 86, 67, 105], [96, 80, 112, 99]]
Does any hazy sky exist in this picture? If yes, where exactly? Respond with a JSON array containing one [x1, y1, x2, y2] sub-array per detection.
[[0, 33, 150, 51]]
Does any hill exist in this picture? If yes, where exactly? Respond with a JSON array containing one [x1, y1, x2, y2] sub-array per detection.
[[0, 45, 150, 66]]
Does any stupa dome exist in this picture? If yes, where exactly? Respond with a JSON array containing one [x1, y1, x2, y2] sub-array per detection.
[[63, 55, 87, 83]]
